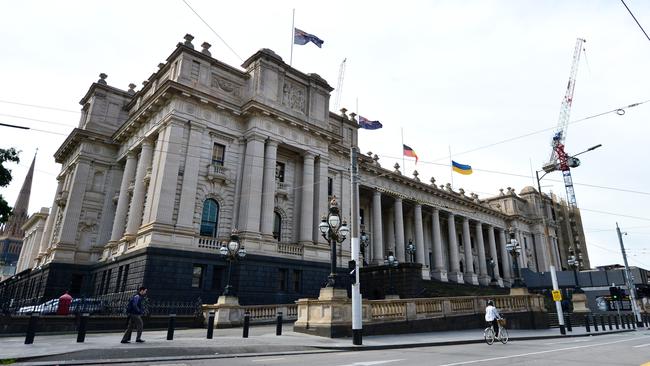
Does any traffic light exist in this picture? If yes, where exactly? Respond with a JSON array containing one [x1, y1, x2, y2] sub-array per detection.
[[348, 260, 357, 285], [609, 286, 621, 300]]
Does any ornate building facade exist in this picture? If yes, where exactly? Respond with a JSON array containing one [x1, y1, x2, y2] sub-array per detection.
[[0, 35, 588, 304]]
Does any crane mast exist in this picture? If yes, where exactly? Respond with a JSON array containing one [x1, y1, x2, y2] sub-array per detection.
[[333, 58, 346, 112], [545, 38, 586, 208]]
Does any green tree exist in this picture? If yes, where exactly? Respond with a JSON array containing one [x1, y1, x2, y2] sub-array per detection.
[[0, 148, 20, 224]]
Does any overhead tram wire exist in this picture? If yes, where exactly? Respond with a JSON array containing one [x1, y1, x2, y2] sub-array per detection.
[[0, 113, 77, 128], [620, 0, 650, 43], [0, 99, 79, 113], [180, 0, 244, 62]]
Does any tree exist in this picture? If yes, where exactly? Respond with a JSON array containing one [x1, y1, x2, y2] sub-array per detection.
[[0, 148, 20, 224]]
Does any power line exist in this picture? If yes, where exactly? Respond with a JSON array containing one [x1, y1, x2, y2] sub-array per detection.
[[0, 113, 76, 128], [0, 99, 79, 113], [620, 0, 650, 42], [579, 208, 650, 222], [180, 0, 244, 62]]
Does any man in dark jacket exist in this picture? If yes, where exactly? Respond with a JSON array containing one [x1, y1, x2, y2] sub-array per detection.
[[121, 286, 147, 343]]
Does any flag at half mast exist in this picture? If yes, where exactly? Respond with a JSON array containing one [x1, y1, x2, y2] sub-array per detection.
[[294, 28, 324, 48], [452, 160, 473, 175], [403, 144, 418, 163]]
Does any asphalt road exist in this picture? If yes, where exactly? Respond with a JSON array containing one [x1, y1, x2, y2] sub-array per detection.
[[131, 331, 650, 366]]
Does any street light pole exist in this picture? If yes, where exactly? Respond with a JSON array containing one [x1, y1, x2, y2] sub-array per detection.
[[384, 251, 399, 296], [219, 230, 246, 297], [616, 223, 644, 327], [506, 229, 524, 288], [319, 197, 349, 288]]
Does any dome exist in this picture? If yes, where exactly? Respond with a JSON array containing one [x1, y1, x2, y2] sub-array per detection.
[[519, 186, 538, 195]]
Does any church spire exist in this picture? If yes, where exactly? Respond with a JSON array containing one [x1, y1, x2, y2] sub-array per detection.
[[0, 152, 35, 238]]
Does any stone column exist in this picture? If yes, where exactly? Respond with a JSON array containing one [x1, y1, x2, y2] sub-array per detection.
[[447, 212, 462, 283], [414, 204, 428, 279], [176, 123, 205, 229], [38, 178, 64, 255], [534, 233, 549, 272], [393, 198, 405, 262], [475, 222, 489, 286], [462, 217, 478, 285], [431, 208, 447, 281], [499, 228, 512, 284], [109, 152, 137, 242], [314, 156, 329, 244], [238, 134, 266, 234], [372, 190, 384, 264], [517, 230, 528, 268], [260, 139, 279, 237], [58, 160, 91, 245], [125, 140, 154, 237], [299, 152, 315, 244], [487, 225, 502, 285], [386, 208, 395, 255]]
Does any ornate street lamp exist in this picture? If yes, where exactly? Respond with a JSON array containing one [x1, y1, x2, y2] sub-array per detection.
[[360, 229, 370, 266], [319, 197, 349, 288], [406, 239, 416, 263], [505, 228, 524, 287], [567, 252, 583, 293], [487, 257, 496, 285], [219, 229, 246, 296], [384, 251, 399, 296]]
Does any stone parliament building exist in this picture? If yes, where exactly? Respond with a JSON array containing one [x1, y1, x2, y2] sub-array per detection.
[[0, 35, 589, 305]]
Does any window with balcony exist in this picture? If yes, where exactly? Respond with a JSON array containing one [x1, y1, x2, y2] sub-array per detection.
[[200, 199, 220, 237], [275, 162, 285, 182], [212, 143, 225, 166]]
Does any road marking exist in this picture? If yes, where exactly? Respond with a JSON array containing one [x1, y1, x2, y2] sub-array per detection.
[[252, 358, 286, 362], [633, 343, 650, 348], [437, 336, 646, 366], [336, 360, 405, 366], [543, 338, 592, 345]]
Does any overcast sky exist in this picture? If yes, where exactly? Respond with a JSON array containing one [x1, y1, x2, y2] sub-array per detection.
[[1, 0, 649, 269]]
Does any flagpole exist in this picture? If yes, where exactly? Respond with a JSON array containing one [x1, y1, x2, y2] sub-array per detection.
[[401, 128, 405, 172], [290, 8, 295, 66], [449, 145, 454, 189]]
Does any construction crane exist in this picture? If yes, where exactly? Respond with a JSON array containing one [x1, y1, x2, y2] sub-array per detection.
[[542, 38, 586, 208], [333, 58, 346, 111]]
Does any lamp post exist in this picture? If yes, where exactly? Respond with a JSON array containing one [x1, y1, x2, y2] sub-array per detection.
[[319, 197, 349, 288], [506, 228, 524, 288], [567, 253, 583, 293], [219, 230, 246, 297], [384, 251, 399, 296], [487, 257, 496, 285], [360, 229, 370, 266], [406, 239, 416, 263]]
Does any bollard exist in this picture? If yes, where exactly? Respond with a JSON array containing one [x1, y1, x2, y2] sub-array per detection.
[[566, 313, 572, 332], [645, 314, 649, 327], [585, 315, 591, 333], [600, 315, 606, 331], [593, 315, 599, 331], [624, 315, 629, 329], [207, 311, 215, 339], [632, 315, 636, 329], [167, 313, 176, 340], [608, 315, 612, 330], [276, 311, 283, 336], [24, 312, 40, 344], [243, 311, 250, 338], [614, 315, 619, 330], [77, 313, 89, 343]]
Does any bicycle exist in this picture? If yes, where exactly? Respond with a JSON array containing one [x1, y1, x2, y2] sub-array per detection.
[[484, 318, 509, 345]]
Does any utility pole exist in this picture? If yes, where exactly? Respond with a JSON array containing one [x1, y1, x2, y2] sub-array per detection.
[[350, 146, 362, 345], [616, 222, 643, 327]]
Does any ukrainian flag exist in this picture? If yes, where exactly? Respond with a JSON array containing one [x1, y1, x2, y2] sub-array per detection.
[[452, 160, 473, 175]]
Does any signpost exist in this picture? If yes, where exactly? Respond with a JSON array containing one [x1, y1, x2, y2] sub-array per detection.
[[552, 290, 563, 302]]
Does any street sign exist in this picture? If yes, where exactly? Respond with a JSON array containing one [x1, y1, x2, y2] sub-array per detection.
[[552, 290, 562, 302]]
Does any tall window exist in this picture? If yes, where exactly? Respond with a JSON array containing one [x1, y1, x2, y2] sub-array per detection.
[[200, 199, 220, 237], [275, 162, 285, 182], [212, 143, 225, 166], [327, 177, 333, 196], [273, 212, 282, 242], [278, 268, 288, 291], [293, 270, 302, 292], [192, 265, 204, 288]]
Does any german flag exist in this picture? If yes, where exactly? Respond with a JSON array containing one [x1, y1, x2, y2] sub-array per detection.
[[403, 144, 418, 164]]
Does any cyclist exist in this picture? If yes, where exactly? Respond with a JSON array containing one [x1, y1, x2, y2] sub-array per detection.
[[485, 300, 502, 337]]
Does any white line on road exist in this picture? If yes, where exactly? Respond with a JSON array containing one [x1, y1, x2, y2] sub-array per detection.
[[336, 360, 405, 366], [633, 343, 650, 348], [437, 335, 646, 366], [251, 357, 286, 362], [543, 338, 592, 345]]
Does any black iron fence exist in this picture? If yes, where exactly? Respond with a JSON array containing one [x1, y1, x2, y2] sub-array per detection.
[[1, 292, 202, 317]]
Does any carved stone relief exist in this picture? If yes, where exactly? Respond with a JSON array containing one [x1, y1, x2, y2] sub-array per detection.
[[282, 82, 306, 113]]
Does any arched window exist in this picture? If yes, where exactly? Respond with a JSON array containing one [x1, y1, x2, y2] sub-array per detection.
[[273, 212, 282, 242], [200, 199, 219, 237]]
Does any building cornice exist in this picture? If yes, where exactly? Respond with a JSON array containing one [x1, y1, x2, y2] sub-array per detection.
[[54, 128, 116, 164]]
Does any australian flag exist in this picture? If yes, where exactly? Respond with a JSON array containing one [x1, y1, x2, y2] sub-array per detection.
[[358, 116, 383, 130], [294, 28, 324, 48]]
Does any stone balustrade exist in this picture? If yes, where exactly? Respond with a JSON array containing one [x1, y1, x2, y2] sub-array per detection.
[[202, 301, 298, 328], [277, 242, 303, 256]]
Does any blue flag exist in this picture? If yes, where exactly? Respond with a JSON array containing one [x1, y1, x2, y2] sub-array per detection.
[[294, 28, 324, 48], [358, 116, 383, 130]]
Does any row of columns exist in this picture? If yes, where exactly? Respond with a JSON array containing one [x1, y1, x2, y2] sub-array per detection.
[[370, 190, 514, 286]]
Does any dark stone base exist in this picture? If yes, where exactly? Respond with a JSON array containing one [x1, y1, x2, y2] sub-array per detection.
[[294, 311, 548, 338]]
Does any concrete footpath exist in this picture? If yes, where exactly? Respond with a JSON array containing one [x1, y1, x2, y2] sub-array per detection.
[[1, 324, 642, 365]]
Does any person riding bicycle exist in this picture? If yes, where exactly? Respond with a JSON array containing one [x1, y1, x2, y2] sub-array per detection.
[[485, 300, 502, 337]]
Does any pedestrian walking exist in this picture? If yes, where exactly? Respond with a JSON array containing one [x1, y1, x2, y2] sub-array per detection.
[[121, 286, 147, 344], [57, 291, 73, 315], [485, 300, 502, 337]]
